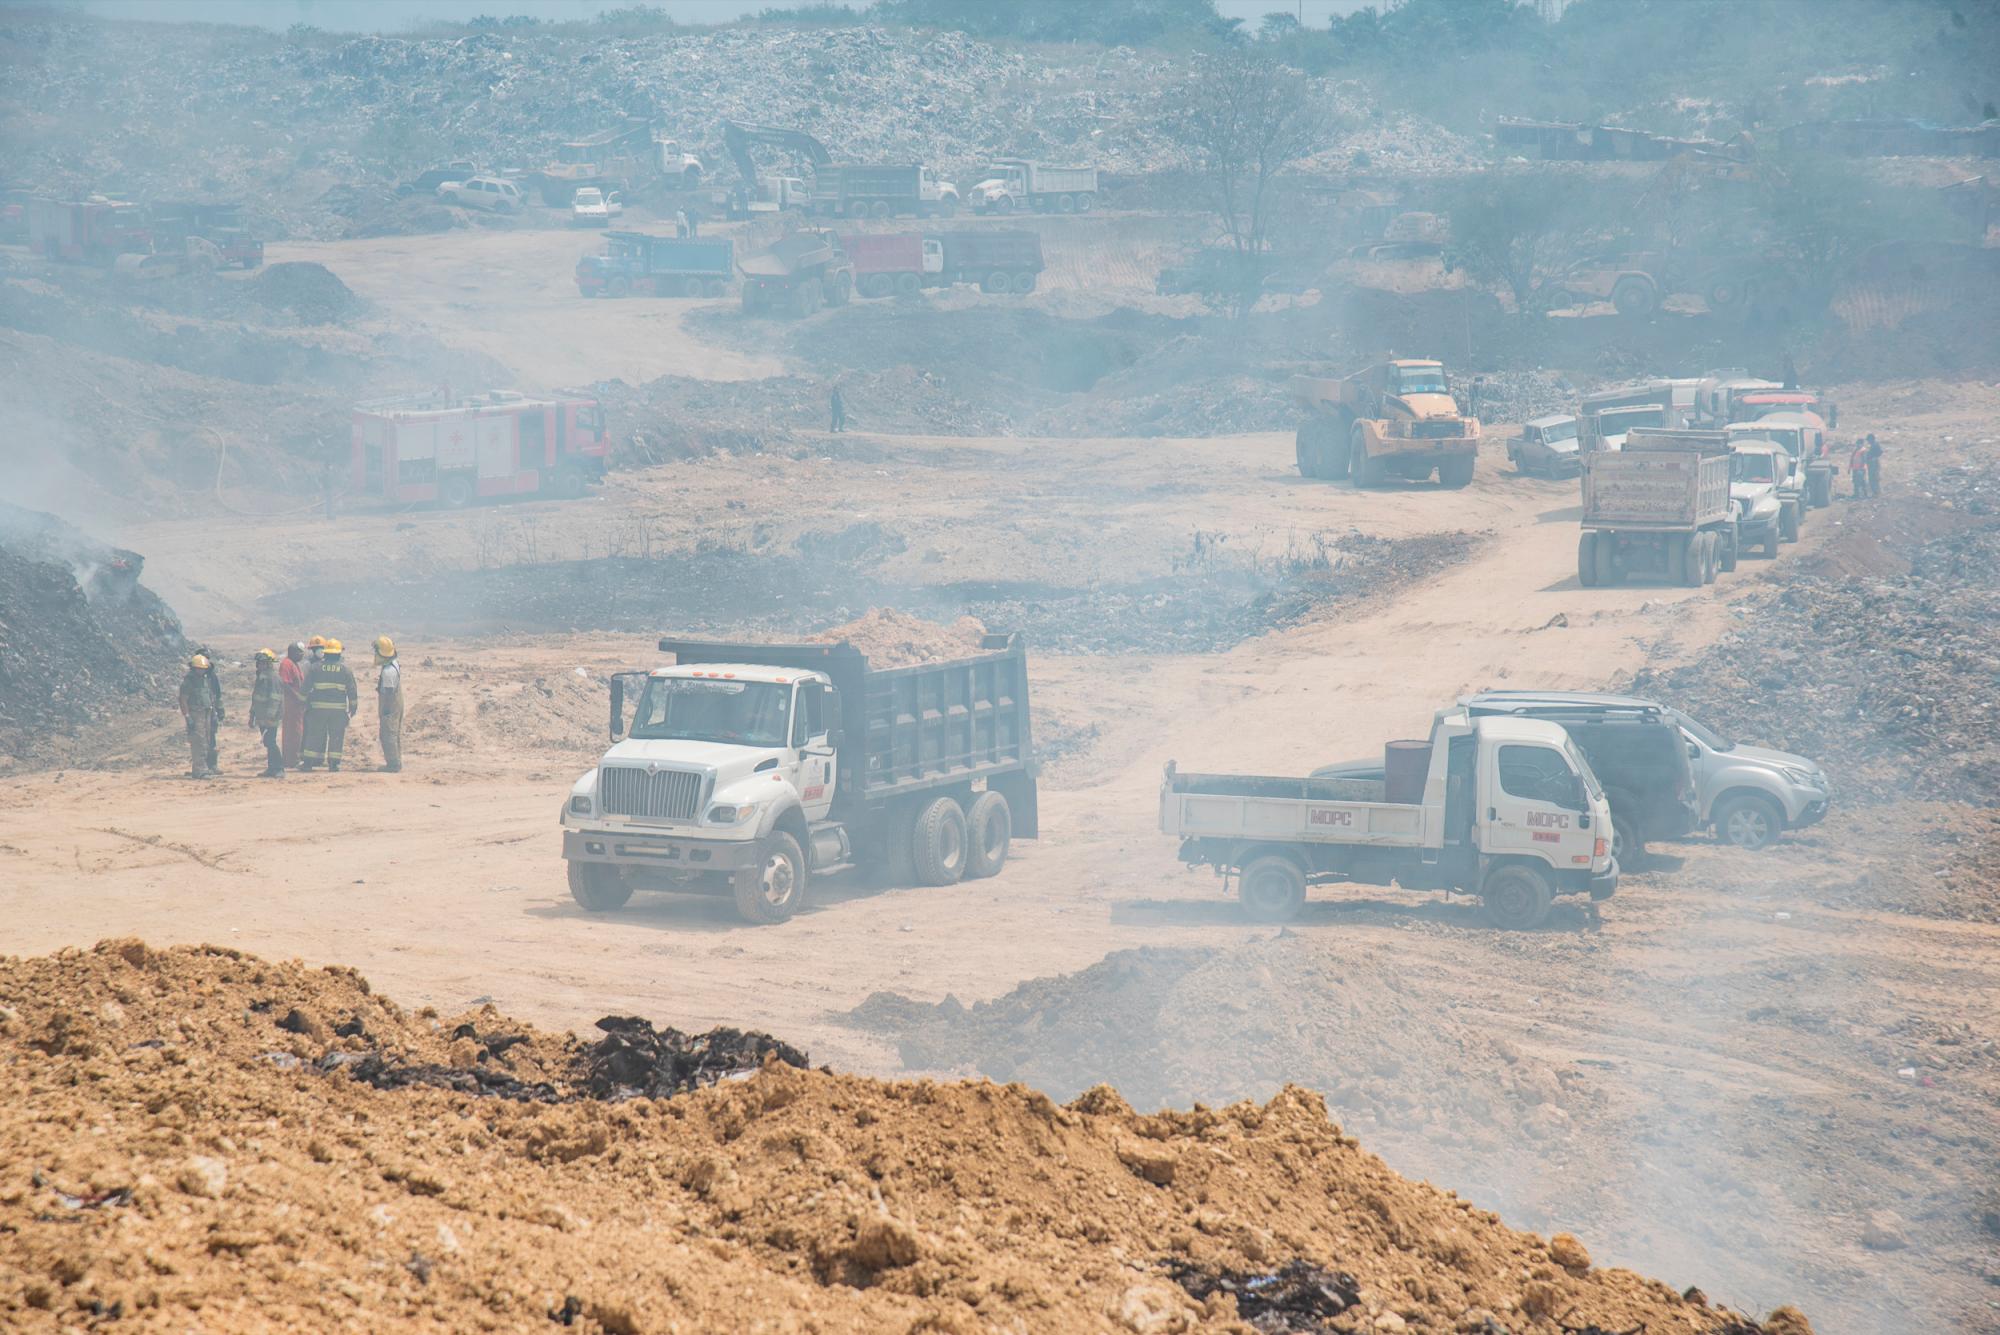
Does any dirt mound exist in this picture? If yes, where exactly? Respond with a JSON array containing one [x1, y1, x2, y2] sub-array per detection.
[[814, 608, 990, 667], [397, 661, 609, 760], [246, 262, 361, 324], [849, 940, 1582, 1152], [0, 505, 187, 766], [0, 941, 1801, 1333], [1631, 456, 2000, 805]]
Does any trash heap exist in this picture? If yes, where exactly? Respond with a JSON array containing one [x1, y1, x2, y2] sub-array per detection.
[[1632, 458, 2000, 804], [0, 504, 186, 765], [0, 940, 1811, 1333], [1, 17, 1463, 240]]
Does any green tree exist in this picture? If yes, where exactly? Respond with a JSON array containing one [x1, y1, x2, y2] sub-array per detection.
[[1164, 51, 1331, 315]]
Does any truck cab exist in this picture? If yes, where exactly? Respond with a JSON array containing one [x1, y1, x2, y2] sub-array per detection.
[[1509, 414, 1581, 477], [1726, 411, 1830, 508], [564, 664, 840, 919], [1728, 442, 1790, 555]]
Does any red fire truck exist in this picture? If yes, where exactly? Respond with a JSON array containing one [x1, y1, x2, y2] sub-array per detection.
[[27, 198, 151, 262], [350, 390, 609, 508]]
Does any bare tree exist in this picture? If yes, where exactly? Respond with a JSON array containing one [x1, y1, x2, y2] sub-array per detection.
[[1165, 51, 1330, 314]]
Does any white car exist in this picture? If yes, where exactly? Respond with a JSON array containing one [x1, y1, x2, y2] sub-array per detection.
[[437, 176, 523, 212], [570, 188, 622, 226]]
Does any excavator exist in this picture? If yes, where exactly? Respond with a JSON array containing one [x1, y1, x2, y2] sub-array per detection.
[[720, 121, 830, 218]]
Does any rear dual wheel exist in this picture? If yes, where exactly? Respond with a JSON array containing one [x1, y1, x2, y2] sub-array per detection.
[[1481, 864, 1553, 931]]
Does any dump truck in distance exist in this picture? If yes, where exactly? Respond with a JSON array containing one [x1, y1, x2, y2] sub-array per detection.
[[840, 232, 939, 297], [1578, 428, 1737, 588], [838, 230, 1044, 296], [562, 635, 1039, 924], [1290, 360, 1480, 487], [738, 230, 854, 316], [27, 198, 151, 263], [1161, 707, 1616, 930], [936, 229, 1044, 293], [967, 159, 1099, 214], [577, 232, 734, 298], [810, 164, 959, 219]]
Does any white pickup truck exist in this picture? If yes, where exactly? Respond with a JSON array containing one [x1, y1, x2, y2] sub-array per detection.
[[1160, 708, 1617, 929]]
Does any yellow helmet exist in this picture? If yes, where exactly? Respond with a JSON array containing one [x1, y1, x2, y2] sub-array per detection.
[[307, 635, 326, 650], [255, 647, 277, 662], [189, 654, 210, 670], [324, 638, 344, 655], [373, 635, 396, 660]]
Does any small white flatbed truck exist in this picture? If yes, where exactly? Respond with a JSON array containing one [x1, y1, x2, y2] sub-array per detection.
[[1160, 708, 1618, 929]]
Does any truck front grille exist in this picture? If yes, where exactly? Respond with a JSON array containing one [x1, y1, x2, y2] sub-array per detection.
[[600, 766, 704, 822]]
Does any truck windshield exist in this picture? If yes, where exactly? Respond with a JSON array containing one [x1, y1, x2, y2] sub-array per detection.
[[1731, 453, 1776, 482], [630, 678, 790, 747], [1392, 367, 1449, 395], [1563, 739, 1604, 801], [1672, 711, 1734, 753], [1600, 407, 1664, 433], [1540, 420, 1578, 443]]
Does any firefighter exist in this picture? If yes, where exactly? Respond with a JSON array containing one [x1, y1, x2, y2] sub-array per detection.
[[373, 635, 404, 773], [248, 648, 284, 778], [279, 641, 308, 767], [300, 638, 359, 771], [307, 635, 326, 665], [177, 653, 221, 779]]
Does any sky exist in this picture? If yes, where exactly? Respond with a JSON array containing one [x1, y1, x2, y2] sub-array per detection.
[[23, 0, 1369, 32]]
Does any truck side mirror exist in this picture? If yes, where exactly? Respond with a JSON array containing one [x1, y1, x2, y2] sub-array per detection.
[[609, 677, 625, 740]]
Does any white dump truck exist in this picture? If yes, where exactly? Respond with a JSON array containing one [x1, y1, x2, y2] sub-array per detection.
[[562, 635, 1038, 925], [1579, 427, 1739, 586], [1160, 708, 1617, 930]]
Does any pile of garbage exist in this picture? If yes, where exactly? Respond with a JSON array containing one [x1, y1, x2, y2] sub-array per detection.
[[3, 17, 1468, 241], [1632, 459, 2000, 804], [0, 940, 1811, 1333], [576, 1016, 807, 1100], [1459, 368, 1577, 424], [0, 504, 187, 765]]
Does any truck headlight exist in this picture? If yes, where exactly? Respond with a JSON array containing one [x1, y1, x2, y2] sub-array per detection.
[[706, 803, 756, 825], [568, 795, 592, 815]]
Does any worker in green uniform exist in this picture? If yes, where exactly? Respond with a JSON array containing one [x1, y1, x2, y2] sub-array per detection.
[[248, 648, 285, 778], [177, 653, 221, 779], [300, 638, 359, 771]]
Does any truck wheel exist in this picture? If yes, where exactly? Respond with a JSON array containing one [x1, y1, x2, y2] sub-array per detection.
[[1056, 193, 1076, 214], [1594, 535, 1620, 586], [982, 270, 1008, 294], [1716, 793, 1783, 851], [1678, 532, 1704, 587], [440, 473, 475, 509], [1701, 531, 1720, 584], [1719, 527, 1739, 573], [1076, 193, 1096, 212], [964, 791, 1012, 880], [861, 274, 890, 298], [1014, 271, 1037, 293], [828, 272, 853, 306], [1481, 864, 1552, 931], [1348, 424, 1382, 488], [568, 862, 632, 912], [894, 272, 921, 297], [705, 278, 727, 299], [1438, 455, 1475, 488], [1779, 502, 1799, 544], [608, 277, 631, 299], [732, 831, 808, 924], [870, 201, 892, 220], [1607, 801, 1646, 868], [1578, 532, 1600, 587], [1294, 424, 1318, 479], [1611, 276, 1658, 318], [1237, 855, 1306, 923], [682, 276, 705, 298], [913, 795, 968, 886], [994, 195, 1014, 214]]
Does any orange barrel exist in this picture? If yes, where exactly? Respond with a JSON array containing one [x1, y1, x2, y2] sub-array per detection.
[[1383, 740, 1432, 805]]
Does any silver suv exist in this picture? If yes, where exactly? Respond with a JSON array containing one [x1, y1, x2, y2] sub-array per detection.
[[1462, 690, 1828, 850]]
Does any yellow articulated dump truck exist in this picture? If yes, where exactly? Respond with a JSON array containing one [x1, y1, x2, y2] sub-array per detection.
[[1290, 359, 1481, 488]]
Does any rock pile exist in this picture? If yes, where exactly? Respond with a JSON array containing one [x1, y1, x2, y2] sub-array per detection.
[[0, 940, 1808, 1332]]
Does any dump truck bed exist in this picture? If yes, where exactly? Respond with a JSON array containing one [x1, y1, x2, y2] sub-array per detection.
[[657, 635, 1034, 817], [1582, 431, 1732, 530], [1161, 769, 1431, 849]]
